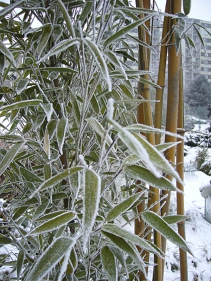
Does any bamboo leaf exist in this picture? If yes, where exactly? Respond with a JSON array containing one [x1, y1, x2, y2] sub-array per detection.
[[33, 200, 49, 220], [57, 0, 75, 38], [20, 167, 42, 182], [124, 165, 180, 192], [106, 192, 143, 222], [0, 52, 5, 74], [47, 119, 58, 139], [0, 234, 13, 244], [104, 13, 154, 48], [101, 231, 146, 277], [26, 237, 75, 281], [0, 134, 24, 142], [22, 122, 33, 135], [0, 100, 42, 112], [29, 211, 76, 235], [194, 25, 205, 48], [142, 211, 193, 255], [163, 215, 187, 224], [38, 39, 79, 63], [41, 103, 53, 122], [0, 0, 24, 20], [37, 23, 52, 58], [83, 168, 101, 252], [102, 224, 163, 257], [17, 250, 25, 281], [0, 142, 24, 176], [183, 0, 191, 15], [70, 93, 80, 126], [36, 210, 67, 221], [16, 78, 29, 95], [78, 1, 92, 24], [101, 246, 117, 281], [57, 118, 68, 155], [104, 50, 127, 80], [37, 67, 77, 74], [0, 40, 15, 65], [84, 39, 111, 91], [30, 167, 83, 197]]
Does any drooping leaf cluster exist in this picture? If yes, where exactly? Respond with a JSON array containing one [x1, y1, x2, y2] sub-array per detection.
[[0, 0, 192, 280]]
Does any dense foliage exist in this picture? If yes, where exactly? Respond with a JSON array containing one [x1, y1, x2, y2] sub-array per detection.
[[0, 1, 191, 280]]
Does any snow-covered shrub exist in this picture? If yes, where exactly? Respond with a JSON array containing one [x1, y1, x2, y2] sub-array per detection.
[[0, 1, 192, 280]]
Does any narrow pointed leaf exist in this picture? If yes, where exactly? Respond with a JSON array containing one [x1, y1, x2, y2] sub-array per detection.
[[163, 215, 187, 224], [132, 132, 183, 184], [33, 200, 49, 220], [106, 192, 143, 222], [194, 25, 205, 48], [0, 40, 15, 65], [0, 0, 24, 20], [36, 210, 67, 221], [83, 168, 101, 252], [20, 167, 42, 182], [57, 0, 75, 38], [47, 119, 58, 139], [0, 100, 42, 112], [142, 211, 193, 255], [0, 134, 24, 142], [30, 167, 83, 197], [84, 39, 111, 91], [16, 78, 29, 95], [183, 0, 191, 15], [0, 142, 24, 176], [37, 24, 52, 57], [37, 67, 77, 73], [102, 224, 163, 257], [70, 93, 80, 126], [0, 52, 5, 74], [29, 211, 76, 235], [0, 234, 13, 244], [57, 118, 68, 155], [105, 50, 127, 80], [26, 237, 75, 281], [124, 165, 180, 192], [38, 39, 79, 63], [101, 246, 117, 281], [41, 103, 53, 121], [101, 231, 146, 277], [78, 1, 92, 24], [17, 250, 25, 281]]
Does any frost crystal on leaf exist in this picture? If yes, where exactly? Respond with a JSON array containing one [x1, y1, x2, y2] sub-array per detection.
[[107, 98, 114, 120]]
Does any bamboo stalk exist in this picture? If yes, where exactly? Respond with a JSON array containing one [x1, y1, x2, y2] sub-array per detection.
[[176, 55, 188, 281], [135, 1, 162, 280], [161, 0, 182, 278]]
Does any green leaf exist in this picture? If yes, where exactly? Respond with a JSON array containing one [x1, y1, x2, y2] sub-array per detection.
[[0, 142, 24, 176], [70, 93, 80, 126], [105, 50, 127, 80], [86, 117, 112, 146], [37, 24, 52, 58], [41, 103, 53, 122], [104, 13, 153, 48], [106, 192, 143, 222], [83, 168, 101, 252], [102, 224, 163, 257], [163, 215, 187, 224], [101, 231, 146, 277], [57, 118, 68, 155], [78, 1, 92, 24], [22, 122, 33, 135], [29, 211, 76, 235], [17, 250, 25, 281], [101, 246, 117, 281], [36, 210, 67, 221], [38, 39, 79, 63], [84, 39, 111, 91], [193, 25, 205, 48], [155, 142, 180, 153], [142, 211, 193, 255], [57, 0, 75, 38], [0, 0, 24, 20], [0, 99, 42, 112], [183, 0, 191, 15], [30, 167, 83, 197], [0, 40, 15, 65], [0, 234, 13, 244], [16, 78, 29, 95], [0, 134, 24, 142], [26, 237, 75, 281], [124, 165, 180, 192], [131, 132, 182, 184], [20, 167, 42, 182], [13, 206, 29, 221], [33, 200, 49, 220], [37, 67, 77, 74], [0, 52, 5, 74], [44, 163, 52, 180], [47, 119, 58, 139]]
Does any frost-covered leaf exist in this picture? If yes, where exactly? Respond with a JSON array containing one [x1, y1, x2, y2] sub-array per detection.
[[33, 200, 49, 220], [86, 117, 112, 146], [0, 0, 24, 20], [0, 52, 5, 74], [70, 93, 80, 126], [30, 166, 83, 197], [47, 119, 58, 139], [13, 206, 29, 221], [37, 24, 52, 58], [0, 134, 24, 142], [101, 230, 146, 277], [0, 234, 13, 244], [142, 211, 193, 255], [44, 163, 52, 180], [29, 211, 76, 235], [22, 122, 33, 135], [155, 142, 180, 152], [16, 78, 29, 95], [0, 99, 42, 112], [17, 250, 24, 281], [122, 154, 140, 166], [20, 167, 42, 182], [183, 0, 191, 15], [104, 50, 127, 80], [41, 103, 53, 122], [78, 1, 92, 24], [83, 168, 101, 252], [57, 118, 68, 155], [101, 246, 117, 281], [163, 215, 187, 224], [124, 165, 180, 192], [0, 142, 24, 176], [57, 0, 75, 38], [44, 128, 50, 159], [38, 39, 79, 62], [84, 39, 111, 91], [37, 67, 77, 73], [109, 119, 160, 177], [132, 132, 183, 184], [35, 210, 66, 221], [0, 40, 15, 65], [102, 224, 163, 257], [106, 192, 143, 222], [26, 237, 75, 281]]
